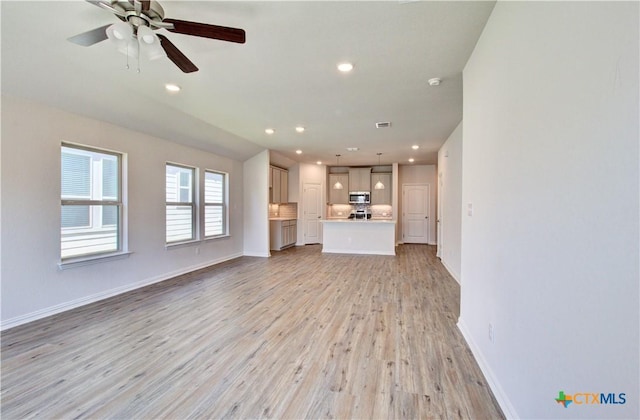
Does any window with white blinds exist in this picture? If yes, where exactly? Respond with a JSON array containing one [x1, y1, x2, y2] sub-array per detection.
[[166, 164, 196, 243], [204, 170, 227, 237], [61, 144, 122, 260]]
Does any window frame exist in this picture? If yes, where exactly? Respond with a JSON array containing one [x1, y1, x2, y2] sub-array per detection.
[[60, 143, 124, 261], [204, 169, 229, 238], [166, 162, 197, 245]]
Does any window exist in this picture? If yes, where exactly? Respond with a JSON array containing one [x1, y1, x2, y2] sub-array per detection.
[[61, 144, 122, 260], [166, 164, 196, 243], [204, 170, 227, 237]]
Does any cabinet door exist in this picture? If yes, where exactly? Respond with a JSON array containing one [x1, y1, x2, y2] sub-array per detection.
[[270, 220, 282, 250], [271, 167, 281, 203], [349, 168, 371, 191], [290, 221, 297, 245], [360, 168, 372, 191], [348, 169, 359, 191], [371, 173, 391, 204], [282, 224, 289, 247], [329, 174, 349, 204], [281, 170, 288, 203]]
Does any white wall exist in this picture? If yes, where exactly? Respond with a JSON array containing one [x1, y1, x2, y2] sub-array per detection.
[[459, 2, 639, 419], [1, 95, 245, 328], [398, 164, 437, 245], [437, 122, 462, 282], [242, 150, 270, 257]]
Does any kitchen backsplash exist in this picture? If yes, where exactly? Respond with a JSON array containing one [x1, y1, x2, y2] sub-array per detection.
[[269, 202, 298, 219], [328, 204, 393, 219]]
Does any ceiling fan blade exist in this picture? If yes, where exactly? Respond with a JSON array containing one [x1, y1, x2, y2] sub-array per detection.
[[163, 19, 246, 44], [67, 24, 111, 46], [157, 34, 198, 73]]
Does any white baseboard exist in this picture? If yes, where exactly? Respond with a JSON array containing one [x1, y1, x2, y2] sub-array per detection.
[[1, 253, 243, 331], [242, 251, 270, 257], [441, 259, 461, 285], [457, 318, 519, 419]]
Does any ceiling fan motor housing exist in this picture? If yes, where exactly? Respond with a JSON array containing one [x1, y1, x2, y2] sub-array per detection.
[[113, 0, 165, 29]]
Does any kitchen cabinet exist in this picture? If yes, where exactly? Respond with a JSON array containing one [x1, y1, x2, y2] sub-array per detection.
[[348, 168, 372, 192], [328, 174, 349, 204], [270, 166, 288, 203], [371, 173, 392, 204], [270, 219, 297, 250]]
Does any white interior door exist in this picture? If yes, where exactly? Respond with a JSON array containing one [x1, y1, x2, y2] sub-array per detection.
[[402, 184, 430, 244], [303, 182, 322, 244]]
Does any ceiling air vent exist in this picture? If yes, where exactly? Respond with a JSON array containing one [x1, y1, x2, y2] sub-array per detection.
[[376, 122, 391, 128]]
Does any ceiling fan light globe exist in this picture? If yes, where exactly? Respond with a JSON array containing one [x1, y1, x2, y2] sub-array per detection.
[[106, 22, 133, 42], [137, 26, 166, 60]]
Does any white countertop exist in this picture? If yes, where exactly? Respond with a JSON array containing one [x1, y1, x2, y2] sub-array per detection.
[[322, 219, 395, 224], [269, 217, 297, 221]]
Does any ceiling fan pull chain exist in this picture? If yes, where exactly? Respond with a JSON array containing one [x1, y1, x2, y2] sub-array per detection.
[[136, 38, 141, 73]]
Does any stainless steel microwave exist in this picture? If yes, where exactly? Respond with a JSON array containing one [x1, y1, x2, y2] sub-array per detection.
[[349, 191, 370, 204]]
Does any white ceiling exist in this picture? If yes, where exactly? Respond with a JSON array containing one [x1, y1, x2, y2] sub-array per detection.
[[1, 0, 495, 166]]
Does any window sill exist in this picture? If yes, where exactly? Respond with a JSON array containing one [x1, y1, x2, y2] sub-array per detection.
[[204, 234, 231, 242], [58, 251, 132, 270], [166, 235, 230, 250], [165, 239, 200, 250]]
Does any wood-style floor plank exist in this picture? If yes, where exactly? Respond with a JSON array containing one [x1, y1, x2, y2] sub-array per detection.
[[1, 244, 503, 419]]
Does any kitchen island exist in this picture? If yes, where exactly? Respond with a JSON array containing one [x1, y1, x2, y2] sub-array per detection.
[[320, 219, 396, 256]]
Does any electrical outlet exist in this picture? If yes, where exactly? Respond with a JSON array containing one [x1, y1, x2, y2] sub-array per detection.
[[488, 323, 494, 343]]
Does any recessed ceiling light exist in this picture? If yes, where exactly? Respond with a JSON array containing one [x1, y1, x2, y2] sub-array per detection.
[[427, 77, 441, 86], [408, 158, 415, 163], [165, 83, 181, 92], [337, 62, 354, 72], [346, 147, 359, 152], [412, 145, 419, 150], [295, 126, 305, 133], [296, 150, 302, 154], [265, 128, 275, 135], [316, 161, 322, 165]]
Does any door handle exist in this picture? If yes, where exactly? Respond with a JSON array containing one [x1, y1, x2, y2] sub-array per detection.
[[425, 216, 428, 219]]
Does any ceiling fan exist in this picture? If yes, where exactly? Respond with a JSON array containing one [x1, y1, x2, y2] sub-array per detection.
[[68, 0, 246, 73]]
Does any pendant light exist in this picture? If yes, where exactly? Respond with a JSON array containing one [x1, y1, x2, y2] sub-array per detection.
[[332, 155, 343, 190], [374, 153, 385, 190]]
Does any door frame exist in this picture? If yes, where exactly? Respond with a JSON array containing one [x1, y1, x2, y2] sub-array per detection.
[[401, 183, 430, 244], [302, 182, 323, 244]]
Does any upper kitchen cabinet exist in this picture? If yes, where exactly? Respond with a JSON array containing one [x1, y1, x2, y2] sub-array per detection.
[[328, 174, 349, 204], [348, 168, 372, 192], [371, 173, 392, 205], [270, 165, 288, 203]]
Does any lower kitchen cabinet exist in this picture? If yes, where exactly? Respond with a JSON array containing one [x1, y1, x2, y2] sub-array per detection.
[[270, 219, 297, 250]]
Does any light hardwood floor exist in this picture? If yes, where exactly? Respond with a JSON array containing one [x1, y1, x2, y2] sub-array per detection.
[[1, 245, 503, 419]]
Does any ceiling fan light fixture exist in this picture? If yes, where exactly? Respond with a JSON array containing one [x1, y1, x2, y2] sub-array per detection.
[[106, 22, 135, 55], [137, 26, 166, 60]]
